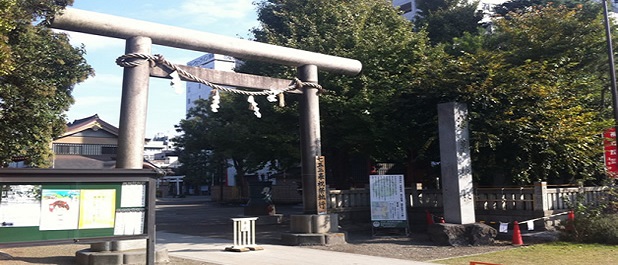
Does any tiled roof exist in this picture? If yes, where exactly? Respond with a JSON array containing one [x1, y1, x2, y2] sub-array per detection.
[[61, 114, 119, 138], [53, 154, 116, 169]]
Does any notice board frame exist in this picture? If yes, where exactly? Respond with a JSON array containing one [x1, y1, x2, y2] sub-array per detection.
[[369, 174, 410, 236], [0, 168, 157, 251]]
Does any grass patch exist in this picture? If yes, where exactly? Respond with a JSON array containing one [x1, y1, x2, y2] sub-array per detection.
[[434, 242, 618, 265]]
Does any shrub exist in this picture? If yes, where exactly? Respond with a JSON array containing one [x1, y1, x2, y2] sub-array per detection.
[[564, 213, 618, 244], [561, 184, 618, 244]]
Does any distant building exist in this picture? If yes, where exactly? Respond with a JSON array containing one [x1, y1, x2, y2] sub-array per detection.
[[392, 0, 419, 21], [51, 114, 177, 171], [52, 114, 120, 169], [144, 134, 180, 171], [185, 53, 236, 114], [391, 0, 508, 23]]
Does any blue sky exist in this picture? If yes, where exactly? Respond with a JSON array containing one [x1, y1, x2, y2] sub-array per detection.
[[60, 0, 259, 137]]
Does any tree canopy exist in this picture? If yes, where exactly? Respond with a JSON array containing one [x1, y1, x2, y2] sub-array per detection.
[[175, 0, 616, 187], [0, 0, 92, 167], [414, 0, 483, 45], [450, 2, 613, 184], [174, 91, 300, 185]]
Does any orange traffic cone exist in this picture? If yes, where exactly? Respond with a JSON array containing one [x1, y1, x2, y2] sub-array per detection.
[[512, 221, 523, 246], [566, 210, 575, 231]]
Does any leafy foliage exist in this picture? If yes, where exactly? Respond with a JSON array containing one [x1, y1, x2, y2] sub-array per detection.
[[0, 0, 92, 167], [454, 4, 612, 184], [175, 92, 300, 184], [562, 184, 618, 244], [176, 0, 616, 187], [414, 0, 483, 44], [244, 0, 454, 187]]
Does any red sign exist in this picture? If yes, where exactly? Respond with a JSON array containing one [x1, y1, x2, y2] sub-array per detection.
[[604, 127, 618, 178]]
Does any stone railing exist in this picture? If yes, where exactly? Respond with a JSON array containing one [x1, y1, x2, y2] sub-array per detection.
[[327, 189, 370, 212], [327, 182, 612, 215]]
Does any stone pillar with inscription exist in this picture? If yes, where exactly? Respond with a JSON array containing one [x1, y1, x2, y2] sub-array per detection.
[[438, 102, 476, 224]]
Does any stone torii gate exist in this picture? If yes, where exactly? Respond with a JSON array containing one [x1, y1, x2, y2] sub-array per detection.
[[52, 7, 361, 264]]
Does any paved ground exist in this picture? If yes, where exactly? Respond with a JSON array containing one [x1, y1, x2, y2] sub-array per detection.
[[0, 196, 529, 264]]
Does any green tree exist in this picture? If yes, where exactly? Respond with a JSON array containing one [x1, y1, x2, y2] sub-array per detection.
[[414, 0, 483, 44], [0, 0, 92, 167], [453, 3, 612, 184], [240, 0, 453, 188], [175, 91, 300, 186], [0, 0, 16, 76]]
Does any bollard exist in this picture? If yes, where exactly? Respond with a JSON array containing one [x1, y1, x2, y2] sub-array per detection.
[[225, 217, 263, 252]]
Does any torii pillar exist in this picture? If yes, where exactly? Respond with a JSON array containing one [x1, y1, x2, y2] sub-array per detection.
[[298, 65, 321, 214]]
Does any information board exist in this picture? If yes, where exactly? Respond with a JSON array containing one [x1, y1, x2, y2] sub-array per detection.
[[369, 175, 408, 231], [0, 169, 155, 245]]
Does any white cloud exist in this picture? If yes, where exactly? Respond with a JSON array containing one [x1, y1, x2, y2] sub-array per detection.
[[153, 0, 257, 28], [177, 0, 254, 19]]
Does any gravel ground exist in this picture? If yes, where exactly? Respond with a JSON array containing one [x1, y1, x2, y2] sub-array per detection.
[[0, 229, 520, 265], [306, 229, 516, 263]]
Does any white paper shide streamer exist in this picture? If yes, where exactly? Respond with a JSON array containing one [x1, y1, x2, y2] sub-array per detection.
[[211, 89, 220, 112], [247, 95, 261, 118]]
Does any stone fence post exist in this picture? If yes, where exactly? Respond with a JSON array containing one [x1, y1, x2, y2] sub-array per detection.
[[533, 181, 548, 212]]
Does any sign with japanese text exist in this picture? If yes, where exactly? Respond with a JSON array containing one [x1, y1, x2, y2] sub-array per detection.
[[315, 156, 327, 214], [604, 127, 618, 178], [369, 175, 407, 228]]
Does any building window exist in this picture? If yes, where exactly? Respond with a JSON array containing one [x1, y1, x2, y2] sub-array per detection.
[[54, 144, 82, 155], [53, 144, 117, 155], [399, 2, 412, 14], [101, 146, 117, 155]]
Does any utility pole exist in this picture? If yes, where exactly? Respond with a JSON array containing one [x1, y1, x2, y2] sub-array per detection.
[[602, 0, 618, 136]]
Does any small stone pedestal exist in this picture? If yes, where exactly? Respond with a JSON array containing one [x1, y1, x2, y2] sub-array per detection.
[[281, 214, 346, 246]]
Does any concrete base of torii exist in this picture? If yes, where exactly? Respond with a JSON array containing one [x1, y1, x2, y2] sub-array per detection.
[[77, 240, 168, 265], [281, 214, 346, 246]]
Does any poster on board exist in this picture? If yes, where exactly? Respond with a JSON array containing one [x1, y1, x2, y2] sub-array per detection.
[[0, 185, 41, 227], [78, 189, 116, 229], [39, 189, 81, 230], [369, 175, 408, 229], [114, 210, 145, 235], [120, 182, 146, 208]]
